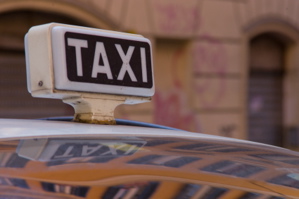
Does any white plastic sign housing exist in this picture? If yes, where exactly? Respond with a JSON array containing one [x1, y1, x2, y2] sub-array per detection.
[[25, 23, 154, 124], [25, 23, 154, 98]]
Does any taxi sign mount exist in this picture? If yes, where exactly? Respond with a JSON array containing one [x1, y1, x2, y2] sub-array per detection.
[[25, 23, 154, 124]]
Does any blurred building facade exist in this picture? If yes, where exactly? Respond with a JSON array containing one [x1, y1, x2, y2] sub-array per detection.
[[0, 0, 299, 148]]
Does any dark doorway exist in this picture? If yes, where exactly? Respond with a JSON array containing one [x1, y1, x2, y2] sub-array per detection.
[[248, 33, 285, 146], [0, 11, 88, 119]]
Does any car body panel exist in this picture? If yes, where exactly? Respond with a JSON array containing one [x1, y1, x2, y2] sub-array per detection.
[[0, 119, 298, 198]]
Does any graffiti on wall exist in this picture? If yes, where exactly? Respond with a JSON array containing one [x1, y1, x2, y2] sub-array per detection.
[[91, 0, 239, 136], [192, 35, 228, 109], [154, 89, 197, 131], [151, 1, 239, 135], [220, 124, 237, 137], [154, 1, 200, 34], [153, 46, 199, 132]]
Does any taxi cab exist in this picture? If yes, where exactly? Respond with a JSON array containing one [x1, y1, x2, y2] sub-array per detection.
[[0, 23, 298, 199]]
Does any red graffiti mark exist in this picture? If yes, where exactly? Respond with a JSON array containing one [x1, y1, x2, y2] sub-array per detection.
[[171, 47, 185, 88], [155, 3, 200, 34], [193, 37, 227, 74], [154, 89, 198, 131], [192, 35, 228, 108], [154, 47, 200, 132]]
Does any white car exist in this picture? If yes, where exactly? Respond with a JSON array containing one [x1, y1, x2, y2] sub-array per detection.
[[0, 118, 298, 198], [0, 23, 298, 199]]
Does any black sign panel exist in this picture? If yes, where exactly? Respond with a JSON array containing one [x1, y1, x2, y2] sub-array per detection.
[[64, 32, 153, 88]]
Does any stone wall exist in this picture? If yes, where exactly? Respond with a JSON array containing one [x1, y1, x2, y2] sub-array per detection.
[[1, 0, 299, 145]]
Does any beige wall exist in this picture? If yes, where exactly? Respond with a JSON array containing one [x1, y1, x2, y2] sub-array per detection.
[[115, 0, 245, 138], [1, 0, 299, 144], [116, 0, 299, 145]]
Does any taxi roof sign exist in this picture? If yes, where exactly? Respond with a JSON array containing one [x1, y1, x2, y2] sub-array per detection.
[[26, 23, 154, 97], [25, 23, 154, 124]]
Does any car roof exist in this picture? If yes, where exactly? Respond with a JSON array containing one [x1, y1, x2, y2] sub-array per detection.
[[0, 118, 288, 149], [1, 118, 299, 198]]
